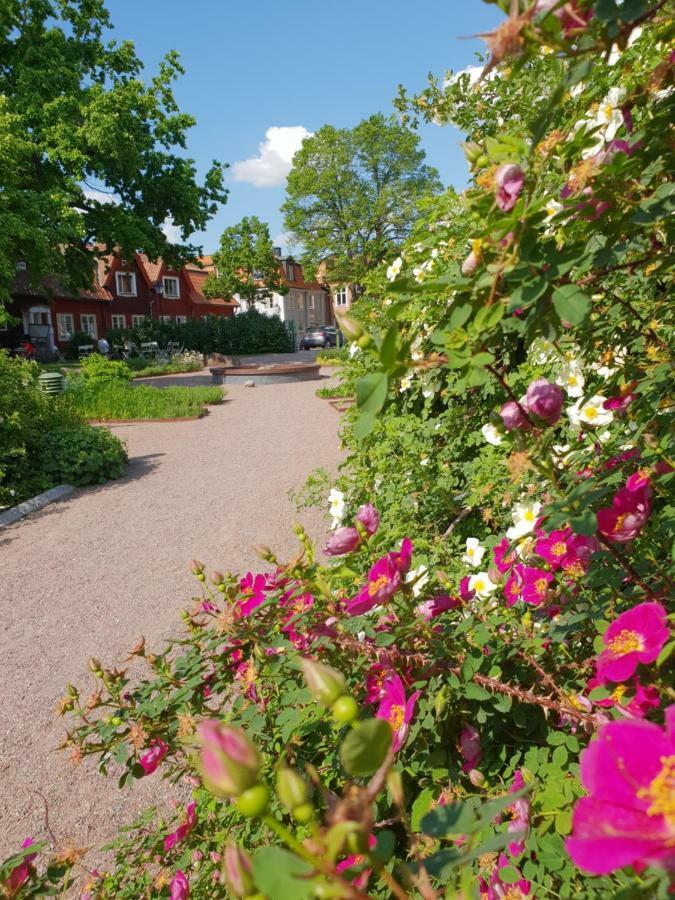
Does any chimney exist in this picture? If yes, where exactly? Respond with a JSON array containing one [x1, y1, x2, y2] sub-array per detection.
[[273, 246, 282, 258]]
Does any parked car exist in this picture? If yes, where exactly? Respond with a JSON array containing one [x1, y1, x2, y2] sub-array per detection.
[[299, 326, 342, 350]]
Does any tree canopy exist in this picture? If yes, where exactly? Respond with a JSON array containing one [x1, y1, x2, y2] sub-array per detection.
[[202, 216, 286, 307], [281, 113, 442, 285], [0, 0, 227, 321]]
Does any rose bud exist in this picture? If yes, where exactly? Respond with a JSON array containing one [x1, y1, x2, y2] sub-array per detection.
[[188, 560, 204, 575], [495, 163, 524, 212], [526, 378, 564, 425], [469, 769, 486, 787], [324, 526, 361, 556], [198, 721, 260, 797], [224, 844, 256, 898], [335, 311, 365, 342], [499, 400, 531, 432], [300, 658, 347, 706], [276, 767, 311, 813], [356, 503, 380, 536], [462, 249, 479, 275]]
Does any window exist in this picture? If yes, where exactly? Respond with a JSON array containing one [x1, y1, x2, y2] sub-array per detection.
[[163, 276, 180, 299], [131, 315, 145, 327], [175, 315, 187, 325], [285, 261, 294, 280], [80, 314, 97, 338], [335, 286, 349, 307], [57, 314, 75, 340], [116, 271, 137, 296], [111, 314, 126, 330], [161, 315, 172, 324]]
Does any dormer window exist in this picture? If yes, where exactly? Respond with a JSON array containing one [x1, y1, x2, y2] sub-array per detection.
[[163, 276, 180, 299], [116, 271, 137, 296], [285, 261, 294, 280], [335, 286, 348, 307]]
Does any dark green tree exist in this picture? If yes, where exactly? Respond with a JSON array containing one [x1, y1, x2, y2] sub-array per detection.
[[202, 216, 286, 308], [281, 113, 442, 285], [0, 0, 227, 321]]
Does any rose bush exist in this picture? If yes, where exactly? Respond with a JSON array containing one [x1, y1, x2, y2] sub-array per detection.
[[2, 1, 673, 897]]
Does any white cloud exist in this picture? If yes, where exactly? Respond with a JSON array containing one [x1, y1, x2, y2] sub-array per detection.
[[231, 126, 312, 187], [82, 186, 119, 204], [161, 216, 182, 243], [444, 64, 483, 89]]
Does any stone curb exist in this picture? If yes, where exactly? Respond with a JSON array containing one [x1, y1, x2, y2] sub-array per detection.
[[0, 484, 75, 530]]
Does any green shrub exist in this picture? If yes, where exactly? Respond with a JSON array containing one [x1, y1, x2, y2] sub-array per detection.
[[80, 353, 132, 384], [0, 351, 128, 507], [106, 308, 293, 356], [316, 347, 349, 365], [35, 423, 127, 486]]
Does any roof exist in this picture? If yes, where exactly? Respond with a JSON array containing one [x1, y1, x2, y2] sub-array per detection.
[[277, 258, 326, 291], [183, 267, 239, 308], [12, 268, 113, 302]]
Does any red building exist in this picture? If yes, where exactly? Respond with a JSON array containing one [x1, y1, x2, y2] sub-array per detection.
[[1, 251, 238, 355]]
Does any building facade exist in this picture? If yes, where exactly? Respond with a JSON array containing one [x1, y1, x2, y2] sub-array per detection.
[[1, 252, 238, 355]]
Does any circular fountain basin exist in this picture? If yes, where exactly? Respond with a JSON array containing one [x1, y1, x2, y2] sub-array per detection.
[[210, 361, 321, 385]]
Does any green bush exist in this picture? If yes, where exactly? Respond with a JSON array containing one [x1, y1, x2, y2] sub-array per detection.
[[0, 351, 128, 507], [107, 308, 293, 356], [35, 423, 127, 486], [80, 353, 132, 384]]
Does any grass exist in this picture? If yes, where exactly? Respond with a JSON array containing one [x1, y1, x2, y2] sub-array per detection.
[[315, 384, 353, 399], [315, 347, 349, 365], [67, 379, 224, 420], [127, 360, 203, 378]]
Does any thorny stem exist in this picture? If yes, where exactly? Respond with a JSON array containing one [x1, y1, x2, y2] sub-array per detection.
[[598, 534, 664, 596]]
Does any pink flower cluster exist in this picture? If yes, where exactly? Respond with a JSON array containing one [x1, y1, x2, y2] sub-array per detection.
[[346, 538, 412, 615], [597, 473, 652, 543], [567, 706, 675, 875], [324, 503, 380, 556], [495, 527, 598, 608]]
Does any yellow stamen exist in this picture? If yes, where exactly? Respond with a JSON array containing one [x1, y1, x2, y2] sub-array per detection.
[[551, 541, 567, 558], [387, 704, 405, 732], [607, 629, 643, 656], [638, 756, 675, 826], [368, 575, 389, 597]]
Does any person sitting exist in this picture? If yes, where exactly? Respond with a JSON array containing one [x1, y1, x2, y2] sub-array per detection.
[[97, 336, 110, 357], [20, 335, 35, 360]]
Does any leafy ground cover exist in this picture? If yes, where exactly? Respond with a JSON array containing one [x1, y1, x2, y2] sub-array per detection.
[[68, 381, 223, 420], [0, 353, 127, 508]]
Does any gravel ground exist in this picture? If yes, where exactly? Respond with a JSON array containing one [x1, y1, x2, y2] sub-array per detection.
[[0, 360, 342, 862]]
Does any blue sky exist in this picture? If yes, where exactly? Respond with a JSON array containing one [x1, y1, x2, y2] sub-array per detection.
[[108, 0, 502, 254]]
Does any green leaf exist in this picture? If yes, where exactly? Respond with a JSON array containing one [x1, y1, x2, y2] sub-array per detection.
[[552, 285, 591, 326], [340, 718, 392, 777], [252, 847, 315, 900], [379, 324, 399, 369], [507, 278, 548, 312], [420, 801, 475, 837], [355, 372, 388, 416], [411, 787, 436, 832], [499, 865, 524, 884], [352, 411, 376, 442]]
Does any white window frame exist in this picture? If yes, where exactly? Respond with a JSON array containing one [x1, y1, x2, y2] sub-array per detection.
[[57, 313, 75, 340], [131, 315, 145, 327], [163, 276, 180, 299], [335, 286, 348, 307], [115, 271, 137, 297], [285, 261, 294, 280], [160, 315, 172, 324], [110, 314, 126, 330], [80, 314, 98, 339], [175, 315, 187, 324]]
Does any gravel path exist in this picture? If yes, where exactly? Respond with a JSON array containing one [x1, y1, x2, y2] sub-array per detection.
[[0, 362, 342, 861]]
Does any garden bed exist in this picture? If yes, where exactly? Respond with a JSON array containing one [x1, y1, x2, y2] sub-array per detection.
[[69, 381, 224, 421]]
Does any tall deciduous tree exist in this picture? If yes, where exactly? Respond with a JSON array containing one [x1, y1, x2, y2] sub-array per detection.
[[281, 113, 442, 285], [202, 216, 286, 308], [0, 0, 227, 321]]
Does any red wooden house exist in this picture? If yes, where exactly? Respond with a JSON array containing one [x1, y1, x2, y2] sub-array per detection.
[[1, 251, 238, 355]]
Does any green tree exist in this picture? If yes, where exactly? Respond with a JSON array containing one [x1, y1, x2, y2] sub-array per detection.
[[0, 0, 227, 322], [281, 113, 442, 286], [202, 216, 286, 308]]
